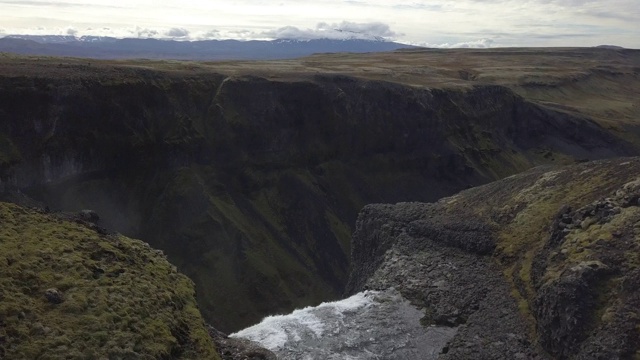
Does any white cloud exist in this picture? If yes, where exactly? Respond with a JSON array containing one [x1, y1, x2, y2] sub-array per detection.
[[416, 38, 494, 48], [192, 29, 220, 40], [166, 27, 189, 38], [263, 21, 397, 41], [134, 27, 159, 38], [318, 21, 397, 38], [0, 0, 637, 47]]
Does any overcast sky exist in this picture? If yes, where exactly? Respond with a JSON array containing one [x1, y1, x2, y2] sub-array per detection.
[[0, 0, 638, 48]]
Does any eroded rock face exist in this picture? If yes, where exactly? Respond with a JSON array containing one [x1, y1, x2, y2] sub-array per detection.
[[207, 325, 277, 360], [534, 261, 610, 358], [347, 203, 545, 359], [347, 158, 640, 359], [530, 176, 640, 359]]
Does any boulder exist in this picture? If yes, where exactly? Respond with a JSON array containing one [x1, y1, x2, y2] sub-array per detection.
[[78, 209, 99, 223], [44, 288, 64, 304]]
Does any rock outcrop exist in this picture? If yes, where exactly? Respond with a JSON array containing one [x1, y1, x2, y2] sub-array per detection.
[[43, 288, 65, 304], [207, 325, 277, 360], [347, 157, 640, 359]]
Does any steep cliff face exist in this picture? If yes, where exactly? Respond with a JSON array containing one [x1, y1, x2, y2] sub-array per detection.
[[347, 157, 640, 359], [0, 57, 637, 331]]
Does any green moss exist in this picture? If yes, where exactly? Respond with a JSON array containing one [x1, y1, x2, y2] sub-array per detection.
[[325, 210, 352, 256], [490, 166, 640, 347], [0, 133, 21, 168], [250, 189, 287, 234], [0, 202, 219, 359], [440, 159, 640, 348], [141, 165, 340, 331], [495, 169, 607, 260]]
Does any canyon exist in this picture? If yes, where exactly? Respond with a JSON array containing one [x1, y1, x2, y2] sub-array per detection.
[[1, 47, 639, 358]]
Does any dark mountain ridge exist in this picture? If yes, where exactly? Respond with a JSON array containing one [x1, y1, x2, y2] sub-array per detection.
[[0, 35, 415, 60]]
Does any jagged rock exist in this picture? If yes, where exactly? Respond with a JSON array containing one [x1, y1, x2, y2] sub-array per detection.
[[207, 325, 277, 360], [78, 209, 99, 223], [348, 159, 640, 359], [43, 288, 64, 304], [534, 261, 611, 357], [408, 220, 494, 255], [347, 202, 544, 359]]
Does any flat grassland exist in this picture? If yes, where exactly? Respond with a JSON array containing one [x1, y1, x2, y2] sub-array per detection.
[[2, 47, 638, 126]]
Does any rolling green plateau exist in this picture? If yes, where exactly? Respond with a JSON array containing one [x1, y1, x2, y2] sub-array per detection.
[[0, 47, 639, 332], [0, 202, 219, 359]]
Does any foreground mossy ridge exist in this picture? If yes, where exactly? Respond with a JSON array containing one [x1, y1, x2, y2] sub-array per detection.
[[0, 202, 219, 359]]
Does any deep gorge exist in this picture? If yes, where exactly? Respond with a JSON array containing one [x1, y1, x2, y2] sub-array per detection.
[[1, 58, 638, 333]]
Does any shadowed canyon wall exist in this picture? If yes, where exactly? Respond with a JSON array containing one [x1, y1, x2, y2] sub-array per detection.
[[0, 63, 637, 331]]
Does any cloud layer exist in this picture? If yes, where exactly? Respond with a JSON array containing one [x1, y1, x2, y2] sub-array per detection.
[[0, 0, 638, 47], [262, 22, 397, 41]]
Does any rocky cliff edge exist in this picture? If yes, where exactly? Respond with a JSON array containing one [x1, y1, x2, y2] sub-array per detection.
[[347, 157, 640, 359]]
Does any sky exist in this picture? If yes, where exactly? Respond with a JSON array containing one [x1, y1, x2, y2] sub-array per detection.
[[0, 0, 638, 48]]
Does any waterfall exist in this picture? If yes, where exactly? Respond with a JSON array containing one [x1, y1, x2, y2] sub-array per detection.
[[230, 288, 457, 359]]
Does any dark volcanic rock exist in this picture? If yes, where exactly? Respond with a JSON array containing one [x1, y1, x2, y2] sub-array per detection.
[[347, 203, 545, 359], [43, 288, 64, 304], [347, 158, 640, 359], [534, 261, 610, 358], [78, 209, 99, 223], [207, 325, 277, 360], [529, 173, 640, 359], [408, 219, 495, 255]]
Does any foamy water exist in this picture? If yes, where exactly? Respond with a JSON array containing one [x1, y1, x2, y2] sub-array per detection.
[[230, 289, 457, 359]]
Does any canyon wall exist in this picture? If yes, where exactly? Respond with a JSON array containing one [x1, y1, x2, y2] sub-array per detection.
[[0, 60, 637, 331]]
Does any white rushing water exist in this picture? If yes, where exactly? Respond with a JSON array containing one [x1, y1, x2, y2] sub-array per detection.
[[230, 289, 457, 359]]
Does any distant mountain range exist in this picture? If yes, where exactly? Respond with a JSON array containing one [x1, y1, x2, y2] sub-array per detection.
[[0, 35, 417, 60]]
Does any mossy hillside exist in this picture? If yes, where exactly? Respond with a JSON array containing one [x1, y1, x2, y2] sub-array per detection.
[[0, 202, 219, 359], [0, 133, 21, 170], [435, 158, 640, 354], [494, 162, 636, 290], [137, 165, 350, 331]]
